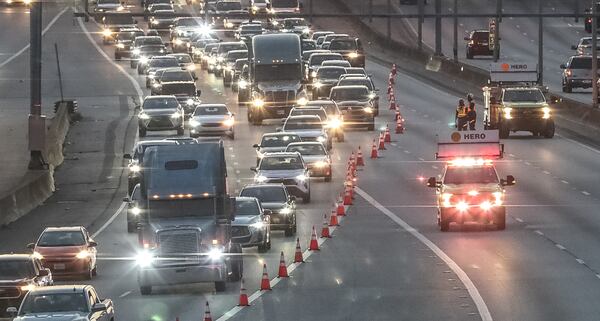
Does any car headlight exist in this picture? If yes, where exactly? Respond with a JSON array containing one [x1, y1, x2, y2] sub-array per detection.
[[295, 174, 308, 182], [136, 251, 154, 267], [189, 119, 200, 127], [314, 160, 328, 168], [152, 19, 159, 25], [503, 107, 512, 119], [328, 118, 342, 128], [480, 201, 493, 211], [171, 111, 182, 119], [238, 79, 248, 89], [131, 206, 141, 215], [368, 93, 376, 99], [32, 251, 43, 260], [313, 81, 323, 88], [492, 192, 503, 206], [76, 250, 90, 259], [139, 57, 149, 64], [302, 28, 310, 34], [225, 22, 234, 28], [316, 136, 326, 143], [152, 83, 161, 89], [223, 118, 235, 127], [130, 164, 141, 172], [187, 98, 195, 105], [364, 107, 374, 114], [207, 247, 223, 260], [217, 57, 225, 62], [252, 5, 258, 11], [310, 71, 317, 78], [174, 38, 183, 45], [542, 106, 551, 119], [256, 175, 268, 183], [116, 43, 125, 49], [21, 284, 36, 292], [102, 29, 112, 37], [187, 64, 196, 71], [279, 207, 292, 215], [348, 52, 359, 58], [297, 97, 308, 105], [138, 112, 150, 120], [253, 98, 265, 108], [250, 221, 265, 229]]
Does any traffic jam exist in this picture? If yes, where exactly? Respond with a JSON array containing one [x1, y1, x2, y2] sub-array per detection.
[[5, 0, 600, 320]]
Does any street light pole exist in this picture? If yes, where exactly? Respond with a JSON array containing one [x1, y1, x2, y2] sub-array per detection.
[[592, 0, 598, 108], [538, 0, 543, 85], [435, 0, 441, 56], [28, 0, 46, 170], [453, 0, 458, 62]]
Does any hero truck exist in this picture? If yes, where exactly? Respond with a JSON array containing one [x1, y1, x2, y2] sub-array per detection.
[[482, 63, 555, 139], [427, 130, 515, 231], [247, 33, 307, 125], [134, 142, 242, 294]]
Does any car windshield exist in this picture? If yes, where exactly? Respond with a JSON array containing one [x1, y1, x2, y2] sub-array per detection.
[[329, 39, 357, 50], [242, 25, 262, 31], [118, 31, 144, 41], [217, 2, 242, 10], [259, 156, 304, 170], [219, 44, 247, 53], [143, 98, 179, 109], [330, 88, 370, 101], [103, 15, 135, 25], [235, 60, 247, 69], [151, 4, 172, 10], [255, 64, 302, 82], [272, 0, 298, 7], [177, 18, 202, 26], [240, 187, 287, 203], [503, 89, 545, 103], [149, 58, 179, 68], [287, 144, 326, 155], [19, 293, 89, 315], [310, 55, 342, 66], [444, 166, 499, 184], [284, 118, 323, 130], [227, 51, 247, 61], [161, 71, 193, 82], [194, 106, 229, 115], [345, 68, 366, 75], [140, 45, 165, 53], [338, 79, 373, 90], [37, 231, 86, 247], [236, 200, 260, 216], [172, 55, 192, 63], [284, 19, 307, 27], [306, 103, 338, 115], [302, 41, 316, 51], [137, 37, 163, 46], [317, 68, 346, 79], [569, 57, 600, 69], [290, 109, 327, 120], [472, 32, 489, 41], [99, 0, 119, 4], [260, 135, 301, 147], [0, 260, 35, 279]]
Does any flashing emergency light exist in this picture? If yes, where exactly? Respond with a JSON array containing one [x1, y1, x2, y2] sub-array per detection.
[[448, 158, 493, 167]]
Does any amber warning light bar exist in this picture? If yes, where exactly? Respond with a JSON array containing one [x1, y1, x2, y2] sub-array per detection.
[[436, 130, 504, 160]]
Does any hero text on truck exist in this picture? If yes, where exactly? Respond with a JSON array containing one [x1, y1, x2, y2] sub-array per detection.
[[134, 142, 242, 294]]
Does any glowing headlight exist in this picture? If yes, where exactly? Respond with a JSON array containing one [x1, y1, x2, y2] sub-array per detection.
[[468, 190, 479, 196], [130, 164, 141, 172], [132, 49, 140, 55], [442, 193, 452, 207], [139, 57, 149, 64], [131, 207, 141, 215], [328, 118, 342, 128], [136, 251, 154, 267], [316, 136, 326, 143], [295, 174, 308, 182], [171, 111, 182, 119], [310, 71, 317, 78], [225, 22, 234, 28], [297, 97, 308, 105], [76, 250, 90, 259], [252, 5, 259, 11], [542, 107, 551, 119], [187, 98, 195, 105], [21, 284, 35, 292], [253, 99, 265, 108], [174, 39, 183, 45], [364, 107, 374, 114], [116, 43, 125, 49], [250, 221, 265, 229], [152, 19, 159, 25], [102, 29, 112, 37], [208, 247, 223, 260], [32, 251, 43, 260], [217, 57, 225, 62], [279, 207, 292, 215], [148, 74, 156, 79], [189, 119, 200, 127], [256, 175, 268, 183], [348, 52, 359, 58], [216, 65, 222, 70], [313, 81, 323, 88], [138, 113, 150, 120], [480, 201, 493, 211], [238, 79, 248, 89], [302, 28, 310, 34], [492, 192, 503, 206], [187, 65, 196, 71], [223, 118, 235, 127], [152, 83, 161, 88], [456, 201, 469, 211], [368, 93, 376, 99], [503, 107, 512, 119], [314, 160, 328, 168]]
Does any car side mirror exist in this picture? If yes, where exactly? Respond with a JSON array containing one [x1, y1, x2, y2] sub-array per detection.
[[252, 143, 259, 148], [6, 307, 17, 317], [505, 175, 515, 186], [290, 196, 297, 202], [250, 166, 257, 172], [27, 243, 35, 250], [92, 303, 108, 312], [124, 153, 132, 159], [196, 89, 202, 96], [571, 45, 577, 50], [426, 177, 437, 187], [134, 19, 138, 24], [38, 268, 50, 277], [123, 196, 130, 202], [263, 209, 272, 216], [560, 64, 566, 69], [549, 95, 561, 104], [89, 241, 98, 247], [374, 88, 380, 92], [276, 127, 282, 132]]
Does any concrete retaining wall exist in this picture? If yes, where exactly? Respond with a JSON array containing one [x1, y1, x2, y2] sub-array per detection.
[[0, 102, 74, 226]]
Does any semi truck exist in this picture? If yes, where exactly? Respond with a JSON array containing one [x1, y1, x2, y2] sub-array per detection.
[[247, 33, 307, 125], [134, 142, 242, 294]]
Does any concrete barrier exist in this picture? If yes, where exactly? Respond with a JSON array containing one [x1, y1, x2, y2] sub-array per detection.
[[0, 101, 76, 227]]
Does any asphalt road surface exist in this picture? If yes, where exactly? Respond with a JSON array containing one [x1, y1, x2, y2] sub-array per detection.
[[2, 2, 600, 321]]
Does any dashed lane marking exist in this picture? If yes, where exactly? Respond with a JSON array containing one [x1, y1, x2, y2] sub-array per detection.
[[534, 230, 544, 236], [515, 218, 524, 223], [576, 259, 585, 265], [561, 180, 569, 184], [119, 291, 132, 298], [556, 244, 566, 250], [582, 191, 591, 196]]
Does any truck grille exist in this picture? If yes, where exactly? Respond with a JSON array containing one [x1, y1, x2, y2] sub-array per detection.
[[264, 90, 296, 103], [0, 287, 21, 299], [513, 108, 543, 119], [148, 116, 173, 128], [267, 178, 297, 185], [157, 230, 201, 266], [231, 226, 250, 237]]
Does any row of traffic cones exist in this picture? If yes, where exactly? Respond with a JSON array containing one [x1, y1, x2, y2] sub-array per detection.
[[195, 151, 363, 321]]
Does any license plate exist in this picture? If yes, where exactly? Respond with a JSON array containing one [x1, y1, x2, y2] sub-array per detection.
[[53, 264, 65, 270], [277, 110, 286, 115]]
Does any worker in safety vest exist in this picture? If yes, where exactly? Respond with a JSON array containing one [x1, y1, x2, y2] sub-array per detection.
[[467, 102, 476, 130], [455, 99, 467, 131]]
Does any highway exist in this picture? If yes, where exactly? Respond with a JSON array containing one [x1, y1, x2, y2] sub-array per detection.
[[2, 1, 600, 321]]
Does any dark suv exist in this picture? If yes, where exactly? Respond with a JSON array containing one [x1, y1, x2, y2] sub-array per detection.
[[464, 30, 493, 59], [328, 37, 365, 67]]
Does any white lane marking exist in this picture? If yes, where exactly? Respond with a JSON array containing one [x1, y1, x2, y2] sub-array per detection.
[[76, 14, 144, 102], [515, 218, 524, 223], [119, 291, 132, 298], [556, 244, 566, 250], [542, 170, 551, 175], [91, 203, 126, 238], [418, 157, 425, 161], [508, 153, 515, 157], [582, 191, 591, 196], [524, 161, 531, 165], [355, 188, 492, 321], [404, 150, 411, 154], [534, 230, 544, 236], [432, 165, 438, 169], [391, 143, 397, 146], [576, 258, 585, 265], [0, 6, 69, 68], [561, 180, 569, 184]]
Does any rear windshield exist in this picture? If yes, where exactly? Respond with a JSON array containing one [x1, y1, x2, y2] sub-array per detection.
[[242, 25, 263, 31], [37, 231, 86, 247], [216, 2, 242, 10], [472, 32, 489, 41], [569, 57, 600, 69], [0, 259, 35, 279], [317, 68, 346, 79], [330, 87, 369, 101], [284, 118, 323, 130], [103, 15, 135, 25], [194, 105, 229, 115], [240, 187, 287, 203], [284, 19, 307, 27], [161, 70, 193, 82], [260, 135, 301, 147], [137, 37, 163, 46], [329, 39, 357, 50], [286, 144, 326, 155], [227, 51, 248, 61], [143, 98, 179, 109]]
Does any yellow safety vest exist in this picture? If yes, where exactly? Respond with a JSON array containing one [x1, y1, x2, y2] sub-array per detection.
[[457, 105, 467, 118]]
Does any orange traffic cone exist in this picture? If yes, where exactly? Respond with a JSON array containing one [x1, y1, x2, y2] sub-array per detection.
[[378, 133, 386, 150], [321, 214, 331, 238], [336, 197, 346, 216], [396, 115, 404, 134], [387, 83, 392, 94], [389, 99, 396, 110], [278, 251, 289, 277], [260, 263, 271, 290], [356, 146, 365, 166], [238, 278, 249, 306], [343, 188, 353, 205], [389, 73, 395, 85], [309, 226, 320, 251], [294, 238, 303, 263], [349, 152, 355, 166], [329, 209, 339, 226], [370, 139, 378, 159], [391, 63, 397, 75], [384, 125, 392, 142], [394, 107, 401, 120], [204, 302, 212, 321]]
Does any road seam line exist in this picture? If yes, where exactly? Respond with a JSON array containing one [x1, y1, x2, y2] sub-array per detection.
[[355, 187, 492, 321]]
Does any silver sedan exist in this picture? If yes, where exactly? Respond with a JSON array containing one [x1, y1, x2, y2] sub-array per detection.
[[188, 104, 235, 139]]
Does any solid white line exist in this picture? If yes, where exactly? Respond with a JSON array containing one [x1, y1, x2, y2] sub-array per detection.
[[561, 180, 569, 185], [355, 187, 492, 321], [0, 6, 70, 69], [91, 203, 126, 238], [582, 191, 591, 196], [534, 230, 544, 236], [515, 218, 524, 223], [576, 258, 585, 265], [119, 290, 132, 298], [555, 244, 566, 250], [556, 134, 600, 155]]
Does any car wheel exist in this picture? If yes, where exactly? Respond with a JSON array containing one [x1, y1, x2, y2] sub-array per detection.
[[499, 124, 509, 139], [92, 265, 97, 276], [466, 51, 473, 59], [495, 208, 506, 230], [325, 174, 332, 182], [138, 128, 147, 138], [140, 286, 152, 295], [544, 121, 555, 138], [130, 61, 137, 69], [215, 281, 227, 292], [303, 192, 311, 203], [83, 265, 93, 280], [177, 127, 185, 136], [563, 82, 572, 93], [127, 221, 136, 233]]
